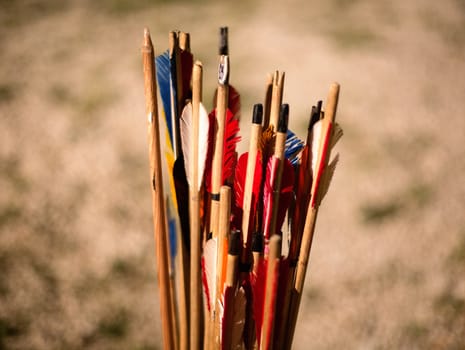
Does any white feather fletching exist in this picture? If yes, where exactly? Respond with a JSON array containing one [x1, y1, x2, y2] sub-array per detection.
[[180, 101, 210, 190], [311, 120, 322, 176], [203, 237, 217, 311]]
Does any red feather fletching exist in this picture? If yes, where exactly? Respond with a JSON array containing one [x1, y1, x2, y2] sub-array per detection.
[[223, 109, 241, 184], [205, 109, 240, 192], [228, 85, 241, 120], [233, 151, 263, 233]]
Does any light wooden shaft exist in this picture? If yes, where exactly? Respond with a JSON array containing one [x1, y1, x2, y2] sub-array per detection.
[[285, 208, 318, 350], [252, 250, 263, 276], [142, 29, 176, 350], [189, 199, 201, 343], [263, 74, 273, 129], [325, 83, 339, 124], [179, 32, 190, 51], [191, 62, 202, 189], [241, 122, 262, 254], [271, 130, 293, 350], [171, 202, 188, 350], [216, 186, 231, 302], [268, 71, 285, 131], [214, 186, 231, 349], [190, 61, 203, 350], [210, 83, 229, 237], [210, 200, 220, 242], [274, 130, 286, 161], [260, 234, 282, 350], [286, 83, 340, 350], [221, 252, 239, 350], [268, 129, 287, 238], [225, 254, 239, 287]]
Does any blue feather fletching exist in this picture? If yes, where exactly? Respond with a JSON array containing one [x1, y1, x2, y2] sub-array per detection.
[[285, 129, 304, 165], [155, 51, 173, 147], [167, 207, 177, 262]]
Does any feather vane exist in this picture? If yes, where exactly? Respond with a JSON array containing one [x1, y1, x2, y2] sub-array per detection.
[[180, 102, 210, 190], [201, 237, 217, 312], [228, 85, 241, 120], [205, 108, 241, 191], [233, 151, 263, 231], [155, 51, 173, 146], [223, 109, 241, 184], [310, 121, 332, 208], [285, 129, 304, 165]]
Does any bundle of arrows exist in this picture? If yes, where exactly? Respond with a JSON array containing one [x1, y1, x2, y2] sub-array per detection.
[[142, 26, 343, 350]]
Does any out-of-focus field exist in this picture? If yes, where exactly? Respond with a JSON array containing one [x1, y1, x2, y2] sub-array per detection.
[[1, 0, 465, 349]]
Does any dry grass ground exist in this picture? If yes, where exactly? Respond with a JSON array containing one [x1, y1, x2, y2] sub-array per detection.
[[1, 0, 465, 349]]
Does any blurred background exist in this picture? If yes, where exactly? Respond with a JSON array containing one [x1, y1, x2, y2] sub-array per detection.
[[1, 0, 465, 349]]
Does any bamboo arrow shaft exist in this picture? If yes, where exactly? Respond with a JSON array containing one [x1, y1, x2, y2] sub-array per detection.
[[285, 83, 340, 350], [268, 127, 286, 238], [210, 29, 230, 238], [260, 234, 282, 350], [142, 28, 176, 350], [213, 186, 231, 349], [210, 81, 228, 238], [284, 208, 318, 350], [241, 110, 262, 262], [189, 61, 204, 350], [268, 71, 285, 131]]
